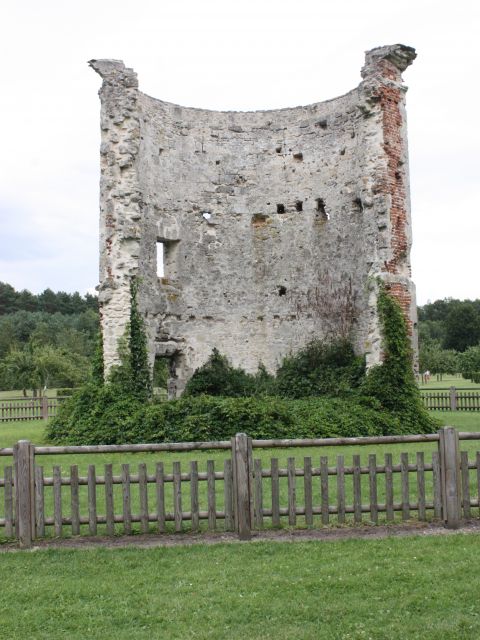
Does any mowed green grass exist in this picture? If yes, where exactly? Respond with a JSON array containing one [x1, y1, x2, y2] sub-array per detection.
[[1, 412, 480, 539], [419, 374, 480, 390], [0, 388, 59, 399], [2, 535, 480, 639]]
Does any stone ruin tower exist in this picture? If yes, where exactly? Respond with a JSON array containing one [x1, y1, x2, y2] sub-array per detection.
[[90, 44, 418, 397]]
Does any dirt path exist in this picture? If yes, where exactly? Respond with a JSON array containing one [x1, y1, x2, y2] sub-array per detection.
[[3, 520, 480, 552]]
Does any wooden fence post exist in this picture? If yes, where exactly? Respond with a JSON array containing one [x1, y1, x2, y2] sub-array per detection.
[[231, 433, 252, 540], [14, 440, 35, 547], [41, 396, 49, 420], [449, 387, 457, 412], [438, 427, 461, 529]]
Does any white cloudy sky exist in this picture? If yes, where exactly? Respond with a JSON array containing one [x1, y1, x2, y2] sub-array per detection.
[[1, 0, 479, 305]]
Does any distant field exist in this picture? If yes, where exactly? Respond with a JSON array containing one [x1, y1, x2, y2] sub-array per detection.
[[0, 388, 60, 400], [418, 374, 480, 390]]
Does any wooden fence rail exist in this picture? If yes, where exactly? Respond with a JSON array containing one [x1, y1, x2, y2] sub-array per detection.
[[1, 428, 479, 546], [421, 386, 480, 411], [0, 396, 66, 422]]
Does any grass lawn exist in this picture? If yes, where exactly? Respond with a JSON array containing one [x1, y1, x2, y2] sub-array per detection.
[[419, 374, 480, 390], [0, 388, 61, 399], [2, 416, 480, 639], [1, 535, 480, 639]]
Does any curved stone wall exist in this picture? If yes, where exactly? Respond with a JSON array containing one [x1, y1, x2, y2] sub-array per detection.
[[91, 44, 418, 396]]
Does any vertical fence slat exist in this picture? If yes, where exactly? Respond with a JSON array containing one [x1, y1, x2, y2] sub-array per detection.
[[207, 460, 216, 531], [88, 465, 97, 535], [401, 453, 410, 521], [247, 437, 254, 529], [232, 434, 252, 540], [35, 465, 45, 537], [439, 427, 461, 528], [224, 459, 234, 532], [104, 464, 114, 536], [190, 461, 199, 532], [337, 455, 345, 524], [155, 462, 165, 533], [4, 466, 13, 537], [304, 457, 313, 526], [461, 451, 471, 519], [432, 451, 442, 519], [14, 441, 34, 546], [287, 457, 296, 526], [53, 465, 62, 537], [70, 465, 80, 535], [122, 463, 132, 535], [416, 452, 426, 521], [173, 461, 182, 533], [271, 458, 280, 527], [353, 454, 361, 523], [254, 458, 263, 529], [320, 456, 329, 525], [385, 453, 394, 522], [139, 463, 149, 534], [369, 454, 378, 525]]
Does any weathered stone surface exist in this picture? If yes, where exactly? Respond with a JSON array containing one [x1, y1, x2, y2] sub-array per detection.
[[91, 44, 418, 397]]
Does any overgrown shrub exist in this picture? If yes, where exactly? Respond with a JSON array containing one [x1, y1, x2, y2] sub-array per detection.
[[275, 339, 365, 398], [45, 383, 144, 445], [47, 393, 411, 445], [184, 349, 258, 397]]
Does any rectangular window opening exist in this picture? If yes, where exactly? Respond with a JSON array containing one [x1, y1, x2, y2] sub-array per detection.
[[157, 237, 181, 281], [156, 241, 164, 278]]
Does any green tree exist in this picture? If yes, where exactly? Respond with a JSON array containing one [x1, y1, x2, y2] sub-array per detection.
[[0, 344, 89, 395], [0, 346, 36, 395], [459, 346, 480, 380], [444, 302, 480, 351]]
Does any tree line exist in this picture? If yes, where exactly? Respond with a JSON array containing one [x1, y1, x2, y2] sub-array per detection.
[[0, 281, 98, 316], [0, 282, 99, 395], [418, 298, 480, 379]]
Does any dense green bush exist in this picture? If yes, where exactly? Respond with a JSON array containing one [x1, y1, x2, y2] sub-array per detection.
[[275, 339, 365, 398], [184, 341, 364, 399], [45, 383, 144, 445], [184, 348, 261, 397], [47, 391, 413, 445]]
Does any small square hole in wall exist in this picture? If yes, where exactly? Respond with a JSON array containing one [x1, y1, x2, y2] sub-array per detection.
[[278, 286, 287, 296], [277, 204, 285, 214], [316, 198, 330, 219], [295, 201, 303, 212], [275, 146, 282, 153], [293, 152, 303, 161]]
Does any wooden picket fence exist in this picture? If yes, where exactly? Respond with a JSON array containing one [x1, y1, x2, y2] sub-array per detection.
[[1, 427, 478, 546], [421, 387, 480, 411], [0, 396, 65, 422]]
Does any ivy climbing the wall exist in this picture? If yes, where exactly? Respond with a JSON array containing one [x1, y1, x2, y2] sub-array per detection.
[[361, 282, 437, 433]]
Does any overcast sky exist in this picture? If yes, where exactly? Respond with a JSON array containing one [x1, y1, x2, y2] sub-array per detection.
[[1, 0, 479, 305]]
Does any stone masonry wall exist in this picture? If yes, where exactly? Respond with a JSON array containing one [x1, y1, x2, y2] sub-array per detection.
[[90, 44, 418, 396]]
